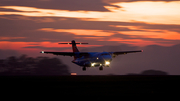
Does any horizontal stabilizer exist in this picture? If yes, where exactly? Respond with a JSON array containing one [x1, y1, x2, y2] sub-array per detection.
[[59, 43, 88, 44]]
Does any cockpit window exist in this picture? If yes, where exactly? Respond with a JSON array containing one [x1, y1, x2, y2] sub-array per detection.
[[101, 53, 109, 55]]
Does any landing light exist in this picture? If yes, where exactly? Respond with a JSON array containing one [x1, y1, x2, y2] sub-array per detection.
[[105, 61, 110, 65], [91, 63, 95, 67]]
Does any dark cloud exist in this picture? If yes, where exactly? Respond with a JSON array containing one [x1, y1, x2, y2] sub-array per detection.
[[0, 0, 117, 11], [50, 18, 137, 31], [0, 16, 76, 42], [53, 18, 180, 33], [0, 15, 180, 46], [108, 21, 180, 33], [0, 15, 133, 43], [80, 43, 138, 52], [1, 15, 180, 33], [141, 24, 180, 33]]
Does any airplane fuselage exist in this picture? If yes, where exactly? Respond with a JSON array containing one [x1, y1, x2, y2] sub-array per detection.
[[72, 52, 112, 67]]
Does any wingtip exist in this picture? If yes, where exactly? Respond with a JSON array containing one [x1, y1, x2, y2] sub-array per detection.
[[40, 51, 44, 53], [141, 50, 143, 52]]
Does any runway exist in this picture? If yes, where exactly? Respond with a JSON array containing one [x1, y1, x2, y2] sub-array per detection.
[[0, 75, 179, 95]]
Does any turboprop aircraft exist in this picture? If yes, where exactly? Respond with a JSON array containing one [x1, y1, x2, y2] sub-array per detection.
[[40, 40, 143, 71]]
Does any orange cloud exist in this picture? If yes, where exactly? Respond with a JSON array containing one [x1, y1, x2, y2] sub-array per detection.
[[0, 41, 66, 50], [109, 25, 180, 40], [0, 41, 36, 50], [75, 37, 104, 40], [120, 31, 180, 40], [39, 28, 114, 36], [0, 37, 26, 40], [39, 41, 70, 48]]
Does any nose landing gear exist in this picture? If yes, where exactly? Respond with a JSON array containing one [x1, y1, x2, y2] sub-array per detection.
[[99, 66, 103, 71]]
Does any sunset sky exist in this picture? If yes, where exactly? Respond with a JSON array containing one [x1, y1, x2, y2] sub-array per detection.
[[1, 0, 180, 74]]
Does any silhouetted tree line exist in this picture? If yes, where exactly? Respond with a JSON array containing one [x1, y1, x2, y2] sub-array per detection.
[[0, 55, 70, 76]]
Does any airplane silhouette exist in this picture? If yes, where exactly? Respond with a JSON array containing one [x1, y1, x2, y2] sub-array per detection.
[[40, 40, 143, 71]]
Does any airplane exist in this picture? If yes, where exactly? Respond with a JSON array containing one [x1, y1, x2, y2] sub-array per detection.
[[40, 40, 143, 71]]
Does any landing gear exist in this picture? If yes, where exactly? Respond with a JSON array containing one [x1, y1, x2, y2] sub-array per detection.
[[82, 66, 86, 71], [99, 66, 103, 71]]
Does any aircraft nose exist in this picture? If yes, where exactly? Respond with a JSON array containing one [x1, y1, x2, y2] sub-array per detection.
[[106, 58, 112, 62], [103, 55, 112, 61]]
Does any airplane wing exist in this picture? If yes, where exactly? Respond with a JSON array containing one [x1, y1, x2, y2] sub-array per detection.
[[40, 51, 91, 57], [40, 51, 75, 56], [110, 50, 143, 57], [40, 50, 142, 57]]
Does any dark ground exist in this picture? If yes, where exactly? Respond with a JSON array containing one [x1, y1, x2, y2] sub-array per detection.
[[0, 75, 179, 96]]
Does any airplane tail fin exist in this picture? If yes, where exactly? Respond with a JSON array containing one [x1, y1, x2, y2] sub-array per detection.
[[59, 40, 88, 59]]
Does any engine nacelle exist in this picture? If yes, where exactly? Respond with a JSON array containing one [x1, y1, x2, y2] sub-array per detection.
[[84, 61, 91, 67]]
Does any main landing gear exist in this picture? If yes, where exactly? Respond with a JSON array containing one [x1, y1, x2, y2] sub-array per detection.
[[82, 66, 86, 71], [99, 66, 103, 71]]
